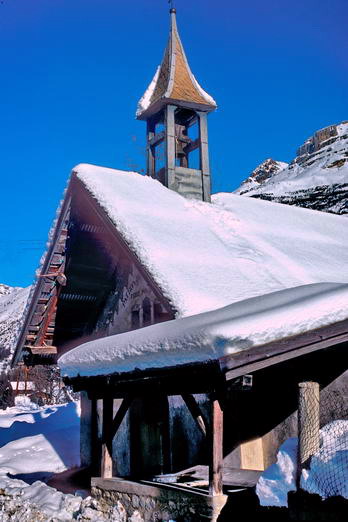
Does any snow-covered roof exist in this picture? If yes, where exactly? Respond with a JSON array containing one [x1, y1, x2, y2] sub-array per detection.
[[74, 163, 348, 318], [59, 282, 348, 378]]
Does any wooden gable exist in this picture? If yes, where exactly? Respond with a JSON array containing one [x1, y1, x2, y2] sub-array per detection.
[[13, 175, 175, 367]]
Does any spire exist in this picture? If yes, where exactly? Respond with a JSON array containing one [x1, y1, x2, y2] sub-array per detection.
[[136, 8, 216, 120]]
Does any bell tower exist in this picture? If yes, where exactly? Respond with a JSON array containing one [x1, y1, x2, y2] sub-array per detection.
[[136, 8, 217, 202]]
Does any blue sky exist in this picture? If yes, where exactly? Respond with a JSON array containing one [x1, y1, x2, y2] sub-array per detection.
[[1, 0, 347, 287]]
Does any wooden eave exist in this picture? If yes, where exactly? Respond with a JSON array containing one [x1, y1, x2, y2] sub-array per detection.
[[219, 316, 348, 381], [63, 316, 348, 397], [12, 171, 177, 367], [12, 190, 72, 367]]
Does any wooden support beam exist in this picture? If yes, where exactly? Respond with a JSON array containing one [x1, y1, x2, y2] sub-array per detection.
[[101, 397, 113, 479], [182, 393, 207, 437], [111, 396, 133, 439], [209, 397, 224, 496], [184, 138, 200, 155], [148, 130, 165, 148]]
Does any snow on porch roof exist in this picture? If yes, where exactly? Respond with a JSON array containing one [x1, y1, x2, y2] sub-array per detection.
[[74, 163, 348, 318], [58, 282, 348, 379]]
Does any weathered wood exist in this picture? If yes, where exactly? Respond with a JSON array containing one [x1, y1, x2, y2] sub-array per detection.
[[148, 130, 165, 148], [224, 331, 348, 381], [147, 120, 156, 177], [184, 137, 200, 155], [65, 360, 222, 397], [101, 397, 114, 478], [209, 397, 223, 496], [198, 111, 211, 203], [182, 393, 207, 437], [165, 105, 176, 191], [111, 396, 133, 438], [29, 346, 57, 355]]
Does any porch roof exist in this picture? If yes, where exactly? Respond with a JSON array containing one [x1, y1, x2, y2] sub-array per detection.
[[59, 282, 348, 383]]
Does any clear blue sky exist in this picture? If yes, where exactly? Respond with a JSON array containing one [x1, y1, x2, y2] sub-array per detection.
[[1, 0, 347, 287]]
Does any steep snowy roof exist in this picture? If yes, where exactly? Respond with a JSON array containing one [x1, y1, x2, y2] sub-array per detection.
[[59, 282, 348, 378], [75, 163, 348, 318]]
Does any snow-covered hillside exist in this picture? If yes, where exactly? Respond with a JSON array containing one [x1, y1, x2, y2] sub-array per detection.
[[235, 121, 348, 215], [0, 284, 30, 372]]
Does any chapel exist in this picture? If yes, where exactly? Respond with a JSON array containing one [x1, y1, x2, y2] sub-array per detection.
[[11, 8, 348, 521]]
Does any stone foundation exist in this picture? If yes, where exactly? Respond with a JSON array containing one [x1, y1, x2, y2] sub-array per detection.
[[91, 477, 227, 521]]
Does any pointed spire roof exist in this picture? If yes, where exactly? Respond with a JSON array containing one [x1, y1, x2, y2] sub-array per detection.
[[137, 9, 217, 120]]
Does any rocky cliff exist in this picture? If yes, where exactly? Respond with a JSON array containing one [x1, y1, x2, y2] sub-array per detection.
[[235, 122, 348, 215]]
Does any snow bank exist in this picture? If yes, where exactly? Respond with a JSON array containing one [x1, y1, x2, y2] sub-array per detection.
[[0, 399, 80, 480], [59, 282, 348, 378], [75, 164, 348, 318], [257, 420, 348, 506], [302, 420, 348, 499], [256, 438, 297, 507], [0, 399, 133, 520]]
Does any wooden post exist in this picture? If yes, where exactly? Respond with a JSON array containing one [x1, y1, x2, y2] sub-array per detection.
[[197, 111, 211, 203], [297, 381, 320, 488], [182, 393, 207, 437], [147, 119, 156, 177], [101, 396, 113, 479], [165, 104, 176, 191], [209, 397, 224, 496]]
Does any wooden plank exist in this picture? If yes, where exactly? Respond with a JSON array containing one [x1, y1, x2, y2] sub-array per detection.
[[184, 137, 200, 155], [111, 396, 133, 438], [29, 346, 57, 355], [182, 393, 207, 437], [209, 397, 223, 496], [220, 319, 348, 374], [224, 332, 348, 381], [148, 130, 165, 148], [101, 397, 113, 479]]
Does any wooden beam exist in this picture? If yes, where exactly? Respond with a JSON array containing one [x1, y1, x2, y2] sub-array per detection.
[[111, 396, 133, 438], [101, 397, 113, 479], [182, 393, 207, 437], [224, 333, 348, 381], [209, 397, 223, 496], [148, 130, 165, 148], [184, 137, 200, 155], [28, 346, 57, 355]]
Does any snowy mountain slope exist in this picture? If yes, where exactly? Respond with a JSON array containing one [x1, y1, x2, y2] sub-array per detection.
[[234, 122, 348, 215], [236, 158, 288, 192], [0, 284, 30, 372]]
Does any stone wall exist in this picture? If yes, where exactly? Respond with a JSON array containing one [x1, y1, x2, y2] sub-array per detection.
[[92, 478, 227, 522]]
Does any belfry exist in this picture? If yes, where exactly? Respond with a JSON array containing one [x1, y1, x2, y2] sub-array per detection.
[[136, 8, 217, 202]]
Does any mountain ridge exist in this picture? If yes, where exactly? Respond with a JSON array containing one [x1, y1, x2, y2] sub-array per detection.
[[235, 121, 348, 215]]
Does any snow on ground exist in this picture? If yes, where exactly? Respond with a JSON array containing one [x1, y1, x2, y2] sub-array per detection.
[[0, 397, 101, 521], [59, 282, 348, 378], [256, 421, 348, 506], [75, 164, 348, 318], [0, 397, 80, 481]]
